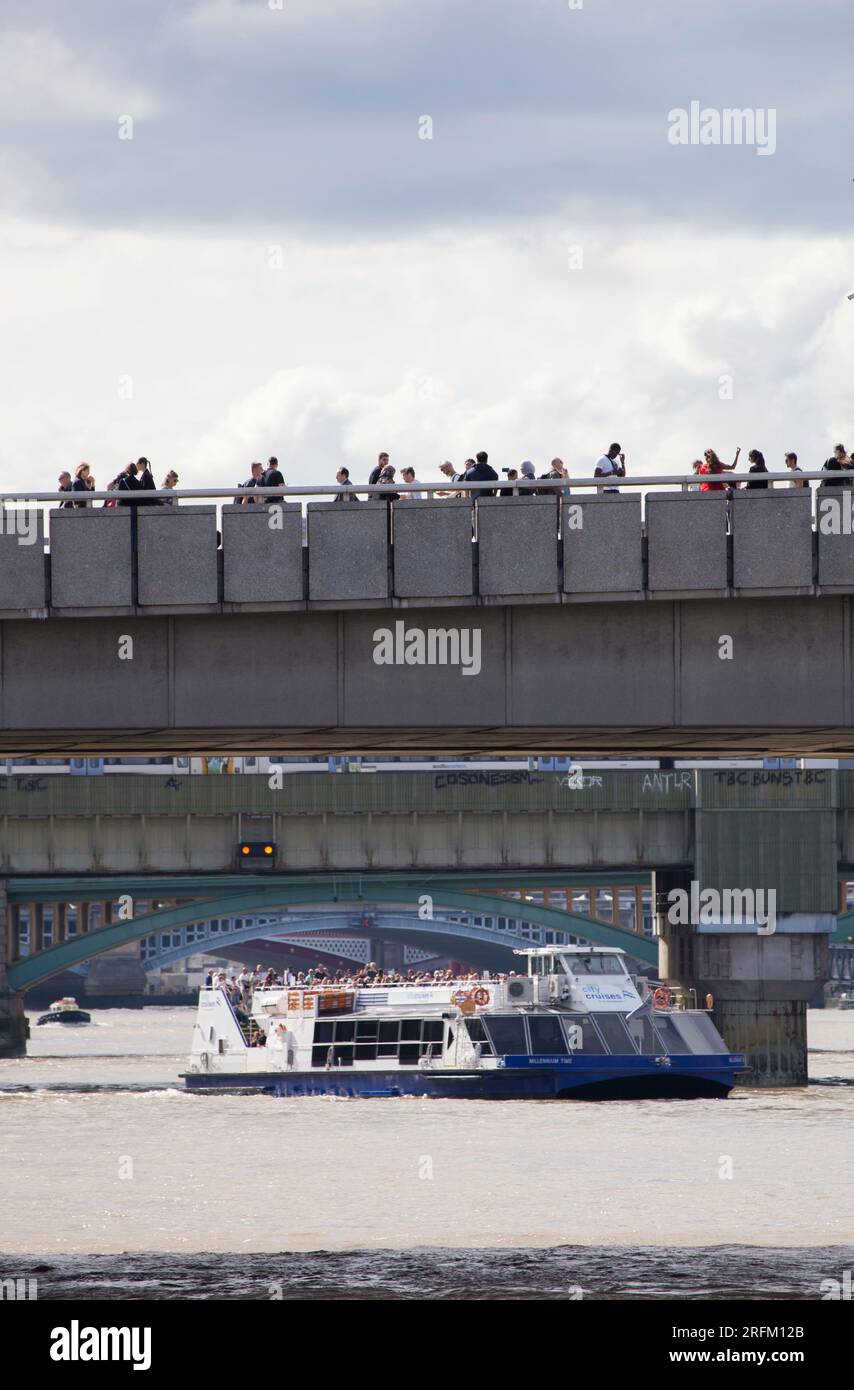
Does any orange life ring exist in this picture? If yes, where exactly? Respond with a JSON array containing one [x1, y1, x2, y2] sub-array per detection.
[[653, 986, 672, 1009], [472, 987, 490, 1007]]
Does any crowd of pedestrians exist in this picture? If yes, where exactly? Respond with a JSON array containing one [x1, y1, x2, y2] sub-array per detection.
[[54, 441, 851, 507], [57, 458, 179, 507], [691, 444, 854, 493]]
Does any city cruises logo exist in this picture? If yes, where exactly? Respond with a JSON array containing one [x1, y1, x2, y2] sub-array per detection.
[[372, 621, 482, 676], [50, 1320, 152, 1371], [667, 881, 777, 935], [667, 102, 777, 156]]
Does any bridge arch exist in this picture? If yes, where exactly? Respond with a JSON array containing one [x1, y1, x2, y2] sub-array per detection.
[[136, 908, 605, 972], [8, 883, 657, 990]]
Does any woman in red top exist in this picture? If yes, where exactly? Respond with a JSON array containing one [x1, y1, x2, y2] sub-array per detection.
[[698, 446, 741, 492]]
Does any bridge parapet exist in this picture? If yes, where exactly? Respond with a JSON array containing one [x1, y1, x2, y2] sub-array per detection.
[[4, 482, 854, 615]]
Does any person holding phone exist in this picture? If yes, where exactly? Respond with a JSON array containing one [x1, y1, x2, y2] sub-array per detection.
[[593, 442, 626, 493]]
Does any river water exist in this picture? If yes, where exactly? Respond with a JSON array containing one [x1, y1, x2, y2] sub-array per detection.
[[1, 1006, 852, 1298]]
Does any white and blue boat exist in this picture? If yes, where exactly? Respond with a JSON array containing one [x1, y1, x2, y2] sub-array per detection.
[[183, 946, 745, 1100]]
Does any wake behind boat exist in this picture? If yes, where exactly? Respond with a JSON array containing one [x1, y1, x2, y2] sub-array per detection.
[[183, 947, 745, 1100], [36, 996, 92, 1026]]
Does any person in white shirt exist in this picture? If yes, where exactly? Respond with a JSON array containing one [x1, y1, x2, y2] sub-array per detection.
[[435, 461, 464, 498], [593, 442, 626, 493], [398, 465, 425, 499], [784, 452, 805, 489]]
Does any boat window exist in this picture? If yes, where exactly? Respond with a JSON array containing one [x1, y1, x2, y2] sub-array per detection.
[[313, 1022, 334, 1044], [527, 1015, 568, 1055], [566, 954, 625, 976], [668, 1014, 730, 1056], [592, 1013, 636, 1054], [376, 1020, 399, 1057], [463, 1018, 494, 1056], [626, 1016, 659, 1054], [650, 1015, 691, 1054], [355, 1020, 379, 1040], [400, 1018, 422, 1041], [332, 1044, 353, 1067], [334, 1020, 355, 1042], [484, 1017, 528, 1056], [398, 1043, 421, 1065], [422, 1020, 444, 1043], [560, 1014, 606, 1054]]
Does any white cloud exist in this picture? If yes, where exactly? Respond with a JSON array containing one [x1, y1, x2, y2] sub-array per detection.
[[1, 213, 851, 493]]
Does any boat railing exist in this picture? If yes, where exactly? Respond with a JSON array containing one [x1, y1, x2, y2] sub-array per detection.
[[239, 978, 500, 1001]]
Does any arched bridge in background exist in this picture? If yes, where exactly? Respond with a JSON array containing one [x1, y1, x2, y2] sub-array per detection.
[[6, 874, 659, 992], [132, 908, 611, 974]]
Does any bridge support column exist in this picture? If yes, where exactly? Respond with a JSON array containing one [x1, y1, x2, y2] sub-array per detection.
[[83, 951, 148, 999], [0, 881, 28, 1057], [368, 939, 386, 970], [654, 871, 827, 1088]]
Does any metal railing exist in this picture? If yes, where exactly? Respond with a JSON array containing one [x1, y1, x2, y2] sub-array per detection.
[[0, 469, 838, 505]]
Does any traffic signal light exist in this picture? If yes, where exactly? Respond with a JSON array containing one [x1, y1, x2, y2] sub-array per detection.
[[237, 841, 276, 868]]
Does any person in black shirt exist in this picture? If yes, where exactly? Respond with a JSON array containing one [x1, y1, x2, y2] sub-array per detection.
[[239, 461, 264, 502], [136, 457, 157, 504], [821, 456, 850, 489], [376, 464, 399, 501], [117, 461, 141, 503], [261, 456, 285, 498], [369, 451, 390, 486], [463, 449, 499, 499], [71, 462, 92, 506], [58, 470, 74, 507], [745, 449, 769, 490]]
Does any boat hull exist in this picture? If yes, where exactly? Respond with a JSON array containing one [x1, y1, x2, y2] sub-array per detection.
[[36, 1010, 91, 1025], [182, 1054, 743, 1100]]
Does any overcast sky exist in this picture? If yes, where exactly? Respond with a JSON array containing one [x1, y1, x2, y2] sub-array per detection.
[[1, 0, 851, 490]]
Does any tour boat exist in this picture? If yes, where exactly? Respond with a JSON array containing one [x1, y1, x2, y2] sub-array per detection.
[[36, 996, 92, 1025], [182, 947, 745, 1099]]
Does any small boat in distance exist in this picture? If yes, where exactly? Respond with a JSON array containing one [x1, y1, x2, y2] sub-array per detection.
[[36, 997, 92, 1026], [183, 946, 745, 1100]]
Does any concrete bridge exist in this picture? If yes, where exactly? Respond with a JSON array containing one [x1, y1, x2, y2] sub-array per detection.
[[1, 486, 854, 756]]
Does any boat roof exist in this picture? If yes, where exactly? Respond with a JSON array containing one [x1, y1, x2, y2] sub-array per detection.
[[513, 946, 627, 958]]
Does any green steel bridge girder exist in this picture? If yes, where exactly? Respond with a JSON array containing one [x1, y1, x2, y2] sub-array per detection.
[[6, 881, 658, 991], [5, 870, 651, 903]]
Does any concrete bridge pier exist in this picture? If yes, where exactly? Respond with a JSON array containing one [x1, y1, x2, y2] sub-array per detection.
[[654, 871, 826, 1088], [0, 882, 27, 1057]]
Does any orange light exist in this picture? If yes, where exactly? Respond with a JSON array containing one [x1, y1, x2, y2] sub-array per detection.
[[241, 845, 250, 855], [264, 845, 273, 856]]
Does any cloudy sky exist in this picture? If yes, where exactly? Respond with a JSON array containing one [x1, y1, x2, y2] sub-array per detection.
[[0, 0, 851, 492]]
